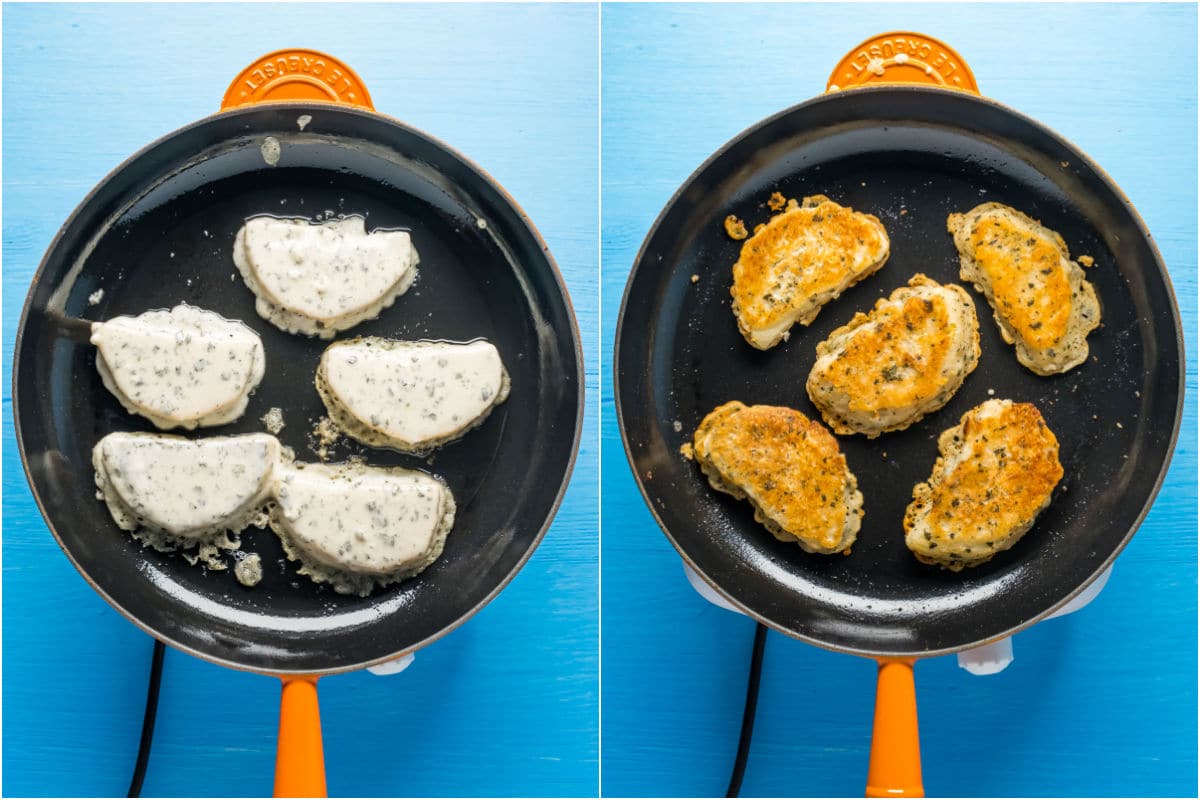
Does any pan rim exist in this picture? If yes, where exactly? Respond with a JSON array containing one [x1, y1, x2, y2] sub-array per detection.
[[13, 101, 586, 676], [612, 84, 1186, 659]]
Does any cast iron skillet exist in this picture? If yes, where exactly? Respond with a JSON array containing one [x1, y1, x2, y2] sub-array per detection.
[[14, 101, 582, 791], [615, 86, 1183, 793]]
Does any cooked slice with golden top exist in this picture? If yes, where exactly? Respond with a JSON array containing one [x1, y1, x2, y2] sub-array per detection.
[[690, 401, 863, 554], [807, 274, 980, 437], [904, 399, 1063, 571], [731, 195, 890, 350], [948, 202, 1100, 375]]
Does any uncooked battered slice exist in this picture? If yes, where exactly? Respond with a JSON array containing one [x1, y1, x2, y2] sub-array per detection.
[[947, 202, 1100, 375], [316, 338, 509, 455], [269, 461, 456, 596], [690, 401, 863, 554], [904, 399, 1063, 571], [807, 274, 980, 437], [93, 432, 281, 567], [91, 304, 264, 430], [235, 215, 418, 338], [731, 195, 890, 350]]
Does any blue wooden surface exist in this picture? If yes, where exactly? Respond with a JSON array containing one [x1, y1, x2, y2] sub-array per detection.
[[601, 4, 1197, 798], [2, 4, 598, 797]]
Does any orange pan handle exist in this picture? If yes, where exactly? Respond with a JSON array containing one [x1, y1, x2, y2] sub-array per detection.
[[275, 676, 327, 798], [221, 49, 375, 111], [827, 32, 980, 95], [866, 659, 924, 797]]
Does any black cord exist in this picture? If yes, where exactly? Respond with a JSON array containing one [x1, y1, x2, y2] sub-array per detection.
[[726, 622, 768, 798], [127, 639, 166, 798]]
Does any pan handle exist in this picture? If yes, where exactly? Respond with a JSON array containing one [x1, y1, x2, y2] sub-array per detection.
[[866, 660, 924, 798], [221, 49, 375, 111], [275, 676, 328, 798], [827, 32, 979, 95]]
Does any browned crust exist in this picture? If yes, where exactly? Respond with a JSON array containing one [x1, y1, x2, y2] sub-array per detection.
[[731, 195, 890, 350], [724, 215, 748, 240], [948, 202, 1100, 375], [807, 274, 981, 437], [904, 399, 1064, 570], [692, 401, 863, 554]]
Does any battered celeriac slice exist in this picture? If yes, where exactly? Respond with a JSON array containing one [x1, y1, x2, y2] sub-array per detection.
[[93, 432, 281, 567], [234, 215, 418, 338], [689, 401, 863, 554], [269, 461, 456, 596], [807, 274, 980, 437], [731, 195, 890, 350], [904, 399, 1063, 571], [947, 202, 1100, 375], [316, 338, 509, 455], [91, 304, 265, 430]]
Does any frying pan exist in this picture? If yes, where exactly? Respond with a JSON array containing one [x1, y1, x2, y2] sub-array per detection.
[[13, 50, 583, 797], [614, 32, 1183, 796]]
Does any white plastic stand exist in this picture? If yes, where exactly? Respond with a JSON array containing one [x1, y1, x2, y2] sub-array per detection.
[[681, 560, 1114, 676], [366, 651, 416, 676], [684, 562, 743, 613], [956, 563, 1112, 675]]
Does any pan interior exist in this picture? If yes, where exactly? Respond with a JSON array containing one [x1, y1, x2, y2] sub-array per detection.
[[17, 106, 580, 673], [618, 90, 1181, 656]]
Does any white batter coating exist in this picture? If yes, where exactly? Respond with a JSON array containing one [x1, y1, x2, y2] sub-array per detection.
[[234, 553, 264, 587], [91, 304, 264, 430], [234, 215, 418, 338], [316, 338, 510, 454], [93, 432, 280, 567], [269, 461, 456, 596]]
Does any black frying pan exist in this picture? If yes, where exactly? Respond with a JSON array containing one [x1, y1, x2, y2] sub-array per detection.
[[614, 72, 1183, 796], [14, 61, 582, 795]]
